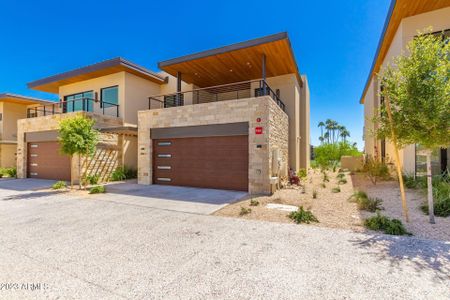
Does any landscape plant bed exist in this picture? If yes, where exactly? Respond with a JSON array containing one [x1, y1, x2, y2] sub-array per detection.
[[215, 169, 365, 231]]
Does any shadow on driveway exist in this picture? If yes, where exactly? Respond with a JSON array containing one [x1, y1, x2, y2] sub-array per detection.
[[350, 234, 450, 280], [0, 179, 57, 191], [2, 190, 67, 201]]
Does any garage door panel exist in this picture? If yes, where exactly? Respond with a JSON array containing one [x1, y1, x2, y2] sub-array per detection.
[[27, 142, 71, 181], [153, 135, 248, 191]]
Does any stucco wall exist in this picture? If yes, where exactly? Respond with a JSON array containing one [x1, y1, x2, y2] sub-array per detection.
[[363, 7, 450, 173], [16, 112, 126, 182], [299, 75, 310, 169], [137, 96, 288, 194], [0, 144, 17, 168]]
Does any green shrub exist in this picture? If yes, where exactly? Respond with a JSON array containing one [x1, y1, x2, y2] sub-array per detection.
[[110, 166, 137, 181], [52, 181, 67, 190], [420, 180, 450, 217], [364, 212, 410, 235], [89, 185, 106, 194], [362, 156, 390, 185], [239, 207, 251, 216], [348, 191, 383, 212], [297, 168, 307, 179], [312, 189, 318, 199], [338, 178, 347, 185], [331, 186, 341, 193], [249, 199, 259, 206], [314, 141, 362, 169], [85, 174, 100, 185], [288, 206, 319, 224], [0, 167, 17, 178]]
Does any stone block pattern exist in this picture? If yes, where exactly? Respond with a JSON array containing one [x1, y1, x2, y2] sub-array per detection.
[[138, 96, 288, 194]]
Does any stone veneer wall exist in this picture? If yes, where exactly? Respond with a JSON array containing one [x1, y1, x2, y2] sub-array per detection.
[[17, 112, 125, 183], [137, 96, 288, 194]]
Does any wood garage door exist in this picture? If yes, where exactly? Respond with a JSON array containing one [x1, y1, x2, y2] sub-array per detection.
[[27, 142, 71, 181], [153, 135, 248, 191]]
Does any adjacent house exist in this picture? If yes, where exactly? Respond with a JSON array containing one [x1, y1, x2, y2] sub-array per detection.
[[17, 58, 168, 182], [138, 32, 310, 194], [17, 32, 310, 194], [0, 93, 54, 168], [360, 0, 449, 176]]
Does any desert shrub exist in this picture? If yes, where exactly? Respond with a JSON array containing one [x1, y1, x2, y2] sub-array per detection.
[[310, 160, 319, 169], [364, 212, 410, 235], [336, 173, 346, 180], [297, 168, 307, 179], [0, 167, 17, 178], [110, 167, 127, 181], [338, 178, 347, 185], [249, 199, 259, 206], [362, 156, 391, 185], [314, 142, 361, 169], [85, 174, 100, 185], [320, 183, 326, 188], [322, 172, 330, 182], [312, 189, 318, 199], [124, 167, 137, 179], [331, 186, 341, 193], [239, 207, 251, 216], [420, 180, 450, 217], [89, 185, 106, 194], [348, 191, 383, 212], [288, 206, 319, 224], [52, 181, 67, 190]]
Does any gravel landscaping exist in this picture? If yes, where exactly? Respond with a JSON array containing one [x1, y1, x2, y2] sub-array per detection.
[[0, 184, 449, 299]]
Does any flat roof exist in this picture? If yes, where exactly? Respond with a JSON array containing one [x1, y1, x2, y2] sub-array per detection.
[[360, 0, 450, 104], [158, 32, 303, 88], [0, 93, 55, 105], [28, 57, 167, 94]]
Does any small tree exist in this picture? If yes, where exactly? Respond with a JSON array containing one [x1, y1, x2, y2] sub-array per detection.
[[58, 115, 99, 189], [377, 29, 450, 223]]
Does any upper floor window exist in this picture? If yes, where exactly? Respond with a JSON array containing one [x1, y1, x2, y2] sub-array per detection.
[[64, 91, 94, 113], [101, 86, 118, 108]]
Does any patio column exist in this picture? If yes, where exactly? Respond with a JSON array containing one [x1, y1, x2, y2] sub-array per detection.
[[176, 72, 182, 106], [262, 54, 267, 95]]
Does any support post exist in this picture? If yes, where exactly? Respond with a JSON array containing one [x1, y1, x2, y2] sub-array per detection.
[[262, 54, 267, 95], [176, 72, 182, 106]]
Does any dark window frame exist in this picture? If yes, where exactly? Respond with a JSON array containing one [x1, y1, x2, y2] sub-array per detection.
[[100, 85, 119, 108], [63, 90, 94, 113]]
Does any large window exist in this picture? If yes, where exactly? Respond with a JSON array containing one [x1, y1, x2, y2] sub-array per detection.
[[101, 86, 118, 108], [64, 91, 94, 112]]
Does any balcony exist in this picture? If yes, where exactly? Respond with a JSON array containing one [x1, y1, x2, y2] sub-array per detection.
[[27, 98, 119, 118], [148, 80, 286, 112]]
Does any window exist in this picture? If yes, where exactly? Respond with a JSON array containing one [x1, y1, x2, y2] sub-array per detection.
[[101, 86, 118, 108], [64, 91, 94, 112]]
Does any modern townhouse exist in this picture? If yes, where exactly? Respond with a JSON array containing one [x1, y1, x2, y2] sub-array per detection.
[[360, 0, 449, 176], [0, 93, 53, 168], [17, 32, 310, 194]]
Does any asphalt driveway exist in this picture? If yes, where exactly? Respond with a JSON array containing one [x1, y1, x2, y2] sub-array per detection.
[[0, 182, 449, 299]]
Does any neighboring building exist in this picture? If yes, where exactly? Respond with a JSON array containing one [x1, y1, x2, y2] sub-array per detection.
[[0, 93, 54, 168], [17, 58, 168, 182], [138, 32, 310, 194], [361, 0, 449, 176]]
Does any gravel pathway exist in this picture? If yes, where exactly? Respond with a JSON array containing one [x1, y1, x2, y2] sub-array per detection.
[[0, 187, 449, 299]]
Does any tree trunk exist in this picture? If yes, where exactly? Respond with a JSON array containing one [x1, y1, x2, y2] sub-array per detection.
[[70, 155, 74, 189], [78, 154, 82, 190], [384, 96, 409, 222], [425, 150, 435, 224]]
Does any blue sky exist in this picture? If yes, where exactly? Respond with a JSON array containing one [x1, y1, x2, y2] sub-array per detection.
[[0, 0, 391, 148]]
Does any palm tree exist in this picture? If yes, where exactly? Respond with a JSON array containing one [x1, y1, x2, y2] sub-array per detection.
[[318, 136, 324, 144], [323, 131, 330, 144], [340, 129, 350, 142], [318, 121, 325, 143], [325, 119, 333, 143]]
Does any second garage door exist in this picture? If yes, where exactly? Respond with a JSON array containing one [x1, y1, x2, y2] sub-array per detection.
[[27, 141, 71, 181], [153, 135, 248, 191]]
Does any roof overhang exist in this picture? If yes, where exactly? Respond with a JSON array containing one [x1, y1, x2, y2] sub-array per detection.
[[28, 58, 168, 94], [158, 32, 303, 88], [360, 0, 450, 104], [0, 93, 55, 105]]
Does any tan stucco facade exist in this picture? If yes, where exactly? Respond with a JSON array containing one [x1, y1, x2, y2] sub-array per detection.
[[138, 96, 288, 194], [363, 7, 450, 174]]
